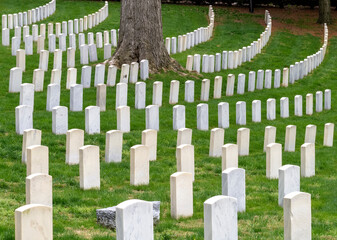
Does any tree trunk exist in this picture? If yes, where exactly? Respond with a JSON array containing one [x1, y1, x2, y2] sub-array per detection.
[[317, 0, 332, 24], [109, 0, 182, 73]]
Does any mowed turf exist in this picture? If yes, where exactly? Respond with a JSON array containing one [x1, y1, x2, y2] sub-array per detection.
[[0, 0, 336, 239]]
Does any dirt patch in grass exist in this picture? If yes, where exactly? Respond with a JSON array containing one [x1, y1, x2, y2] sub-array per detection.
[[216, 6, 337, 38]]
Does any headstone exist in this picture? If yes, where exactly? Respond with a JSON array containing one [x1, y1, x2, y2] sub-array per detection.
[[81, 66, 92, 88], [278, 165, 300, 207], [67, 47, 75, 68], [80, 44, 89, 64], [304, 124, 316, 144], [306, 93, 313, 115], [186, 55, 193, 71], [152, 81, 163, 106], [237, 128, 250, 156], [70, 84, 83, 111], [85, 106, 100, 134], [146, 105, 159, 131], [2, 28, 10, 46], [169, 80, 179, 104], [130, 145, 149, 185], [135, 82, 146, 109], [66, 129, 84, 165], [26, 173, 52, 206], [25, 35, 33, 55], [32, 69, 45, 92], [323, 123, 334, 147], [301, 143, 315, 177], [120, 64, 130, 83], [193, 54, 201, 73], [222, 144, 238, 171], [142, 129, 157, 161], [237, 74, 245, 95], [213, 76, 222, 99], [184, 80, 194, 103], [266, 143, 282, 179], [129, 62, 139, 84], [236, 101, 246, 125], [218, 102, 229, 128], [20, 84, 34, 108], [46, 84, 60, 111], [267, 98, 276, 120], [140, 59, 149, 80], [26, 145, 48, 175], [94, 64, 105, 86], [16, 105, 33, 135], [115, 83, 128, 109], [294, 95, 303, 116], [252, 100, 261, 122], [15, 204, 52, 240], [201, 54, 209, 73], [248, 71, 255, 92], [116, 200, 153, 240], [274, 69, 281, 88], [107, 65, 117, 86], [197, 103, 208, 131], [176, 144, 195, 180], [280, 97, 289, 118], [208, 55, 215, 73], [173, 105, 185, 130], [50, 69, 61, 85], [12, 37, 20, 56], [170, 172, 193, 219], [22, 129, 41, 164], [58, 33, 66, 51], [204, 196, 238, 240], [315, 91, 323, 112], [324, 89, 331, 110], [9, 67, 23, 93], [39, 50, 49, 71], [256, 70, 264, 90], [52, 106, 68, 134], [16, 49, 26, 71], [117, 106, 130, 133], [177, 128, 192, 147], [215, 53, 221, 72], [105, 130, 123, 163], [264, 126, 276, 152], [96, 84, 106, 111], [226, 74, 235, 96], [209, 128, 224, 157], [222, 167, 245, 212], [200, 79, 210, 101], [79, 145, 100, 189], [284, 192, 311, 239], [66, 68, 77, 89], [285, 125, 296, 152], [88, 43, 98, 62], [264, 69, 272, 89]]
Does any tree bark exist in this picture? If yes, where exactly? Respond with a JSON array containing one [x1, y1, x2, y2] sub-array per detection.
[[109, 0, 182, 73], [317, 0, 332, 24]]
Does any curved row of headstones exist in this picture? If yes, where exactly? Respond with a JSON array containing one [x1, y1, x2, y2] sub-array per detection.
[[9, 53, 150, 94], [16, 118, 334, 238], [2, 1, 109, 51], [165, 5, 215, 55], [185, 10, 272, 72], [2, 0, 56, 29], [14, 70, 331, 134]]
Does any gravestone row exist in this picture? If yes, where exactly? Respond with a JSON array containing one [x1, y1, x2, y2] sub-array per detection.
[[2, 1, 108, 44], [2, 0, 56, 30], [186, 10, 272, 72], [165, 5, 215, 55]]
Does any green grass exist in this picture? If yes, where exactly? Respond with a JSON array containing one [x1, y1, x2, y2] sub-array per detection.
[[0, 0, 336, 239]]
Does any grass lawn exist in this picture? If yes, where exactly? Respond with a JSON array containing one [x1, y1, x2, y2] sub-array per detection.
[[0, 0, 336, 239]]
